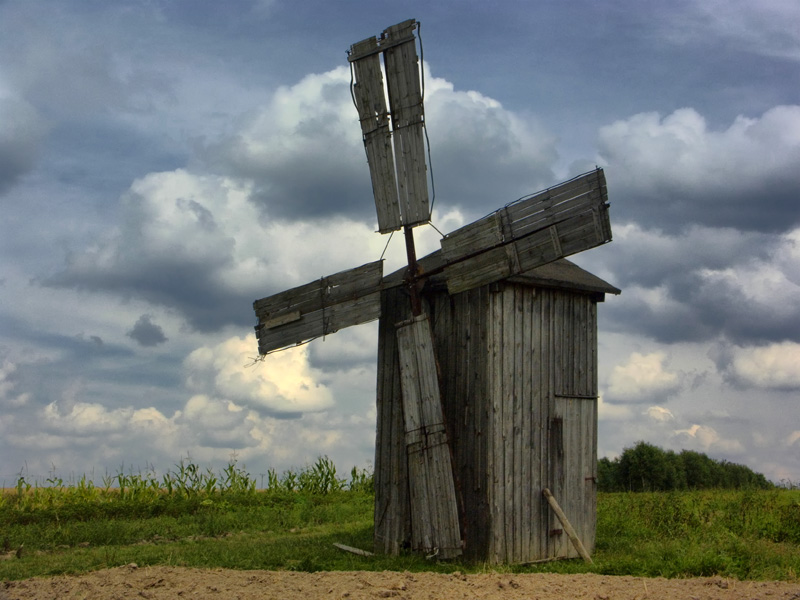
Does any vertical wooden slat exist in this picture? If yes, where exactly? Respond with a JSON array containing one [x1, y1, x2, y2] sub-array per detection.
[[350, 37, 402, 233], [374, 288, 411, 554], [529, 287, 543, 559], [396, 314, 462, 559], [383, 21, 430, 228], [520, 286, 533, 561], [510, 287, 522, 562], [500, 286, 512, 562], [487, 285, 503, 562]]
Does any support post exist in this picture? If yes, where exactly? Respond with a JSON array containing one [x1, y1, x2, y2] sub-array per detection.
[[542, 488, 593, 564]]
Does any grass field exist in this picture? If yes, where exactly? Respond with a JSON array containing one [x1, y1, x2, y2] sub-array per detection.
[[2, 458, 799, 582]]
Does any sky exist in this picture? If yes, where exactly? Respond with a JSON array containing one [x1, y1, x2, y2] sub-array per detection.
[[1, 0, 799, 486]]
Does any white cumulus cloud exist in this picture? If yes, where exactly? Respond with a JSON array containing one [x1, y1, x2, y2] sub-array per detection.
[[184, 335, 335, 416], [723, 341, 800, 389], [598, 105, 800, 232], [606, 351, 682, 403]]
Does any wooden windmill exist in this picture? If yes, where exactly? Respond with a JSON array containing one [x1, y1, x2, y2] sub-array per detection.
[[253, 20, 617, 563]]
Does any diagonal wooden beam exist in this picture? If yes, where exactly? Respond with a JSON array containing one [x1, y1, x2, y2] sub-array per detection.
[[440, 168, 612, 294], [253, 261, 384, 354]]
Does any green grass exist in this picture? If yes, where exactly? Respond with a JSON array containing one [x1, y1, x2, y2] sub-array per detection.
[[590, 489, 800, 580], [2, 460, 799, 582]]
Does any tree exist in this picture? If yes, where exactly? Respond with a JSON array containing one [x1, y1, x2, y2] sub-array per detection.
[[597, 443, 773, 492]]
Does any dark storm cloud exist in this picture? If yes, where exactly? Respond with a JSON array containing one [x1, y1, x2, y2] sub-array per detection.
[[601, 266, 800, 346], [0, 97, 48, 195], [127, 315, 168, 347], [198, 67, 563, 224], [588, 222, 800, 346], [47, 256, 249, 333], [197, 68, 376, 223], [597, 226, 771, 290], [598, 106, 800, 234]]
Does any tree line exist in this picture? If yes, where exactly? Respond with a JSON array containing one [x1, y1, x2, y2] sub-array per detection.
[[597, 441, 773, 492]]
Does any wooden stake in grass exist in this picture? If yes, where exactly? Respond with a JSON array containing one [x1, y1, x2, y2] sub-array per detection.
[[332, 543, 374, 557], [542, 488, 593, 564]]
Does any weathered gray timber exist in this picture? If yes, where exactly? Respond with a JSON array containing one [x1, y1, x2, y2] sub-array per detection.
[[375, 250, 619, 563], [350, 37, 399, 233], [396, 314, 462, 558], [253, 19, 619, 565], [441, 169, 611, 294], [253, 261, 383, 354], [349, 19, 430, 232]]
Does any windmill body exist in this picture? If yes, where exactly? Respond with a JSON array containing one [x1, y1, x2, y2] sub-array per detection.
[[252, 19, 619, 563], [375, 252, 619, 562]]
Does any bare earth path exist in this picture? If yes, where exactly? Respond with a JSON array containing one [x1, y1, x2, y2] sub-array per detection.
[[4, 566, 800, 600]]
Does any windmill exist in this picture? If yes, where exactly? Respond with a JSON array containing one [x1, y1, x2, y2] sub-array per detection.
[[253, 20, 614, 561]]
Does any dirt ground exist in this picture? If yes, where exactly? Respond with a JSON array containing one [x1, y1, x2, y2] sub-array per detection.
[[3, 565, 800, 600]]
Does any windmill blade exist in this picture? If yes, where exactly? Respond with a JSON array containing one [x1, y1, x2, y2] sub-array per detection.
[[350, 36, 400, 233], [253, 261, 383, 354], [349, 20, 430, 233], [440, 168, 612, 294], [395, 314, 463, 559], [382, 20, 430, 229]]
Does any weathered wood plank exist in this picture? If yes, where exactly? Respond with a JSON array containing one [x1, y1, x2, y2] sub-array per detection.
[[444, 206, 610, 295], [253, 262, 384, 354], [350, 37, 402, 233], [396, 314, 462, 559], [487, 286, 504, 562], [543, 488, 593, 563], [254, 261, 383, 320], [520, 286, 533, 561], [441, 169, 611, 294], [531, 286, 545, 560], [383, 20, 430, 228], [442, 169, 608, 262], [256, 290, 381, 354], [374, 288, 412, 555]]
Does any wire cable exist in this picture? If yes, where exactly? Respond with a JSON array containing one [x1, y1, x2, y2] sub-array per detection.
[[416, 21, 438, 216]]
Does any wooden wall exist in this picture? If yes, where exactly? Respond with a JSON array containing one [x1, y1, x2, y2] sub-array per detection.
[[374, 280, 599, 562]]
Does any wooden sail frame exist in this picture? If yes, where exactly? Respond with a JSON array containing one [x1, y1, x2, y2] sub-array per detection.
[[252, 19, 616, 563], [349, 19, 430, 233], [396, 314, 462, 558], [253, 261, 383, 354], [441, 168, 611, 294]]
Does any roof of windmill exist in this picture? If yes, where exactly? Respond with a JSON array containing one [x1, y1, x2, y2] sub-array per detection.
[[383, 248, 621, 297]]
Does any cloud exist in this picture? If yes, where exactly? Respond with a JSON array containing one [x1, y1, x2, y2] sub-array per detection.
[[45, 169, 271, 331], [598, 394, 633, 421], [0, 2, 173, 118], [38, 63, 570, 335], [660, 0, 800, 62], [43, 162, 464, 333], [202, 65, 561, 223], [598, 106, 800, 232], [127, 314, 168, 347], [672, 423, 744, 454], [176, 394, 257, 449], [201, 67, 371, 222], [0, 337, 371, 476], [45, 167, 415, 331], [645, 405, 675, 423], [0, 359, 31, 408], [423, 74, 559, 213], [42, 400, 134, 436], [606, 351, 682, 403], [715, 341, 800, 390], [595, 225, 800, 344], [0, 95, 48, 194], [184, 335, 335, 416]]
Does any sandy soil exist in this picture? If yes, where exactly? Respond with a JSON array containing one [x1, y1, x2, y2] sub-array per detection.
[[3, 565, 800, 600]]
